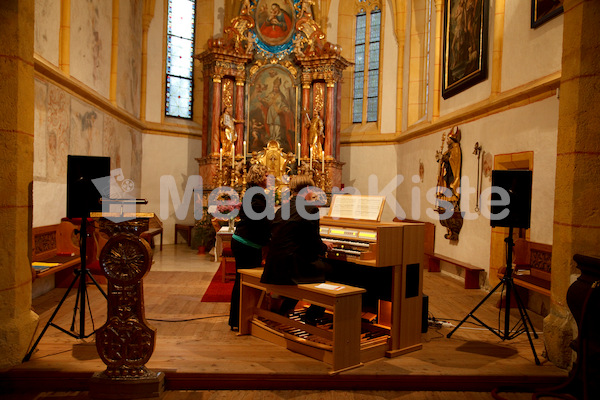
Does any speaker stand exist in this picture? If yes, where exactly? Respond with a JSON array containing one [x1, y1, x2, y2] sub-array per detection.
[[23, 217, 107, 362], [446, 226, 541, 365]]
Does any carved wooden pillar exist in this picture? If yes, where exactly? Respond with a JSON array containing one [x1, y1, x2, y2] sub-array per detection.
[[301, 82, 311, 158], [90, 216, 163, 399], [324, 80, 335, 159], [235, 78, 245, 155], [211, 75, 222, 155]]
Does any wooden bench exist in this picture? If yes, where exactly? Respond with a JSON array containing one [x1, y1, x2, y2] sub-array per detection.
[[498, 239, 551, 297], [32, 224, 82, 283], [393, 218, 482, 289], [427, 253, 484, 289], [174, 224, 193, 246], [239, 268, 366, 374], [140, 215, 163, 251]]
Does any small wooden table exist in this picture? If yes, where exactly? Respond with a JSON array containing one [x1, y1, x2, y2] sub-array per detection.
[[215, 227, 233, 262]]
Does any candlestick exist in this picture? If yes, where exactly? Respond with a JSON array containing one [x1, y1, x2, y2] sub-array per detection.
[[219, 148, 223, 170], [243, 140, 247, 159], [232, 144, 235, 169], [309, 148, 312, 170], [297, 143, 301, 167], [322, 150, 325, 174]]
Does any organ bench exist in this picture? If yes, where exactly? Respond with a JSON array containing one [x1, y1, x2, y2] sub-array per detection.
[[239, 268, 366, 374]]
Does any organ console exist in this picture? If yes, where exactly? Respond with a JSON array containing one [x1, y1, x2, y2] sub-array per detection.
[[320, 213, 425, 359], [238, 195, 425, 369]]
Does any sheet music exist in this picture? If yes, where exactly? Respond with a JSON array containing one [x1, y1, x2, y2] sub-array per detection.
[[328, 195, 385, 221]]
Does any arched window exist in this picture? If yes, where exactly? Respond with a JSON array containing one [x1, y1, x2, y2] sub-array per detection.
[[165, 0, 196, 119], [353, 1, 382, 124]]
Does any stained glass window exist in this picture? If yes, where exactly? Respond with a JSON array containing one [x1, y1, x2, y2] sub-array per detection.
[[166, 0, 196, 119], [353, 6, 381, 124]]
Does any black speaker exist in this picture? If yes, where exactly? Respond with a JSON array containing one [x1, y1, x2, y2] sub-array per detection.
[[67, 155, 111, 218], [490, 170, 532, 228]]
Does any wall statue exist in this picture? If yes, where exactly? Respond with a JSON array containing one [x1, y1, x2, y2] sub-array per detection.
[[435, 126, 463, 241]]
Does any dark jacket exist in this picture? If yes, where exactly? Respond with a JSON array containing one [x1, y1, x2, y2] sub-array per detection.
[[261, 196, 328, 285], [233, 186, 271, 247]]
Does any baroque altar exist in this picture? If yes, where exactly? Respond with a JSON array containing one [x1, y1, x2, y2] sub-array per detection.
[[195, 0, 350, 195]]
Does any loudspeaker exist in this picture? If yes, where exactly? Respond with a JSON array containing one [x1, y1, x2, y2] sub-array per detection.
[[490, 170, 532, 229], [67, 155, 110, 218]]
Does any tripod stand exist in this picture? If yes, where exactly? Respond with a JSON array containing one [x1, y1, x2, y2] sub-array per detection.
[[446, 226, 541, 365], [24, 216, 107, 361]]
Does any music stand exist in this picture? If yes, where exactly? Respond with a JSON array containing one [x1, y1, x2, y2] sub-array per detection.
[[446, 170, 540, 365], [23, 214, 108, 361], [446, 225, 540, 364], [24, 156, 111, 362]]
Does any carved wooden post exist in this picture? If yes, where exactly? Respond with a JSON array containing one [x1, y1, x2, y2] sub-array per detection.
[[90, 216, 163, 399]]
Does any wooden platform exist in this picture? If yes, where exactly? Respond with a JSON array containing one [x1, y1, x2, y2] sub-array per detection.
[[1, 245, 567, 394]]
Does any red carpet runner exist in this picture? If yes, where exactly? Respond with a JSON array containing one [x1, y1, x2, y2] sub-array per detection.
[[201, 263, 234, 302]]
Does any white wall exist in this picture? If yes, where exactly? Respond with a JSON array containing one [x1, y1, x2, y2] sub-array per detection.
[[140, 133, 203, 244]]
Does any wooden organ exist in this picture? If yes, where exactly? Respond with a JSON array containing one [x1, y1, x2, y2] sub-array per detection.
[[320, 216, 425, 360], [239, 195, 425, 370]]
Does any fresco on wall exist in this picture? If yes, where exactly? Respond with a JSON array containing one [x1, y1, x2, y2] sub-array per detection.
[[34, 0, 60, 66], [71, 0, 112, 98], [46, 85, 71, 183], [33, 79, 144, 224], [117, 0, 142, 118], [71, 99, 103, 156], [34, 81, 49, 180]]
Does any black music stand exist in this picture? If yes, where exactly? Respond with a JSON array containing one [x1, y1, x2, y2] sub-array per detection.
[[446, 170, 540, 365], [24, 155, 111, 362], [23, 214, 107, 361], [446, 225, 540, 365]]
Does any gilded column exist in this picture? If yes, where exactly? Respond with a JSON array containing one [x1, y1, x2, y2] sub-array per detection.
[[235, 78, 245, 155], [324, 80, 335, 159], [211, 75, 223, 155], [301, 82, 311, 158]]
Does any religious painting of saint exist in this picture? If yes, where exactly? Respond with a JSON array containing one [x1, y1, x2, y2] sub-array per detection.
[[441, 0, 488, 99], [248, 65, 297, 154], [255, 0, 295, 46]]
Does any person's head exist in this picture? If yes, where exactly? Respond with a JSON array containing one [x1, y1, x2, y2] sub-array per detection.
[[271, 3, 281, 13], [246, 164, 269, 188], [289, 175, 315, 195]]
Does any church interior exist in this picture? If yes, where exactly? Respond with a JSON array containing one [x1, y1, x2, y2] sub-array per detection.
[[1, 0, 599, 399]]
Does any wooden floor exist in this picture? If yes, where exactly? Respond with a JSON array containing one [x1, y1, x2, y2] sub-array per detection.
[[2, 244, 568, 399]]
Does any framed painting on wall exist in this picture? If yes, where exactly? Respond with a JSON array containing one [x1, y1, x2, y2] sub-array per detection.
[[531, 0, 563, 29], [442, 0, 489, 99], [247, 64, 298, 154]]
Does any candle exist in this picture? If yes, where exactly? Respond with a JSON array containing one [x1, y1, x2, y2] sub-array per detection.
[[297, 143, 301, 167], [309, 148, 313, 170], [219, 148, 223, 170], [243, 140, 247, 159], [322, 150, 325, 174], [232, 144, 235, 169]]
